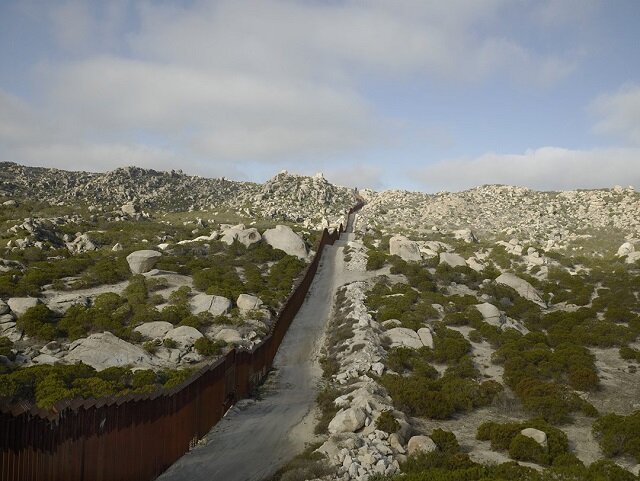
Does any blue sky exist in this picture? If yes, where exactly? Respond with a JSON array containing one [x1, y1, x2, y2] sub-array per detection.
[[1, 0, 639, 191]]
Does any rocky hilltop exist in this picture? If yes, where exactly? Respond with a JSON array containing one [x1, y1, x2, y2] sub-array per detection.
[[0, 162, 355, 225], [359, 184, 640, 240]]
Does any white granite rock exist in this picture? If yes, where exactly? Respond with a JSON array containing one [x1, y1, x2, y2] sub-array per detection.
[[389, 235, 422, 262], [262, 225, 308, 259], [126, 250, 162, 274]]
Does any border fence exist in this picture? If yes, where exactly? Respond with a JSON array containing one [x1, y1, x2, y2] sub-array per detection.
[[0, 202, 363, 481]]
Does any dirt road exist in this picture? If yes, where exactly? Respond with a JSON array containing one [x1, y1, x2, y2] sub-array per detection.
[[157, 229, 349, 481]]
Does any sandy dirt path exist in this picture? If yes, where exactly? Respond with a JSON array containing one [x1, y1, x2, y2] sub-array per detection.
[[157, 226, 353, 481]]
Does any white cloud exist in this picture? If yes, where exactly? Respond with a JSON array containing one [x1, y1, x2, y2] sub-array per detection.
[[591, 84, 640, 145], [1, 0, 587, 176], [413, 147, 640, 191]]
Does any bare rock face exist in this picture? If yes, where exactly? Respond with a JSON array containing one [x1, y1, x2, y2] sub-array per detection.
[[328, 407, 367, 434], [439, 252, 467, 268], [7, 297, 40, 317], [385, 328, 423, 350], [520, 428, 548, 448], [407, 435, 438, 456], [190, 293, 232, 317], [126, 250, 162, 274], [46, 293, 90, 315], [495, 273, 545, 306], [64, 332, 157, 370], [0, 300, 9, 315], [262, 225, 308, 259], [389, 235, 422, 262]]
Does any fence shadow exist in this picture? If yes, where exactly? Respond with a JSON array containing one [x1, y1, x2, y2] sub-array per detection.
[[0, 202, 363, 481]]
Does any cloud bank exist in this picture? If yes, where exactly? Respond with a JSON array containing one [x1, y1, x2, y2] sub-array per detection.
[[415, 147, 640, 192]]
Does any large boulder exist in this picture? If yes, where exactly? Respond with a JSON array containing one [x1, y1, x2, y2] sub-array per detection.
[[163, 326, 203, 349], [0, 300, 9, 315], [389, 235, 422, 262], [134, 321, 174, 339], [262, 225, 308, 259], [221, 226, 262, 247], [190, 293, 232, 317], [328, 407, 367, 434], [214, 328, 242, 344], [495, 273, 545, 306], [520, 428, 547, 448], [439, 252, 467, 268], [617, 242, 635, 257], [236, 294, 263, 312], [407, 435, 438, 456], [475, 303, 502, 326], [385, 328, 423, 350], [7, 297, 40, 317], [126, 250, 162, 274], [64, 332, 156, 370]]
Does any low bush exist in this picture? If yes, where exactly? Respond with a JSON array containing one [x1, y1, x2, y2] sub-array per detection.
[[375, 410, 400, 434], [16, 304, 58, 341], [194, 337, 226, 356], [593, 411, 640, 462], [477, 419, 570, 465]]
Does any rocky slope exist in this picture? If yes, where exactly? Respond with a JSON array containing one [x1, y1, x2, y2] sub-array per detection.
[[0, 163, 355, 225], [359, 184, 640, 241]]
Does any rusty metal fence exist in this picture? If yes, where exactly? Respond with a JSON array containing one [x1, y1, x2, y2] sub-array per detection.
[[0, 203, 363, 481]]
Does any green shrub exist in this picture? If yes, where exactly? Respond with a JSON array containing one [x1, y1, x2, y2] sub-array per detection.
[[163, 338, 178, 349], [0, 336, 13, 358], [16, 304, 58, 341], [508, 434, 548, 465], [194, 337, 226, 356], [430, 429, 459, 453], [593, 411, 640, 462], [620, 346, 640, 363], [375, 410, 400, 434], [367, 250, 387, 270], [143, 339, 160, 354]]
